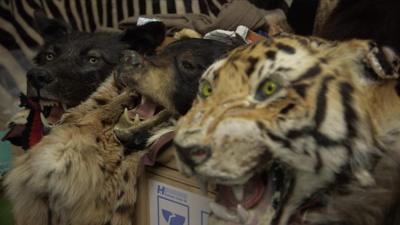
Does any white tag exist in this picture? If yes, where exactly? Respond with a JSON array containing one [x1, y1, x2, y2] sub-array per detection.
[[235, 25, 249, 40], [137, 17, 160, 26]]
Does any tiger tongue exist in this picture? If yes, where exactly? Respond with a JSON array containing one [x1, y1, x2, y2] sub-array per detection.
[[216, 176, 266, 210]]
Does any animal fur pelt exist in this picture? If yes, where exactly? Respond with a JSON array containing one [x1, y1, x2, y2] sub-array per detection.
[[3, 30, 234, 225], [306, 150, 400, 225], [4, 76, 144, 225], [316, 0, 400, 52]]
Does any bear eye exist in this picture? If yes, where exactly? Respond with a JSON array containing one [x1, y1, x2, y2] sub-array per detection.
[[199, 80, 212, 98], [45, 53, 55, 61], [255, 79, 279, 101], [88, 56, 98, 64], [182, 60, 195, 70]]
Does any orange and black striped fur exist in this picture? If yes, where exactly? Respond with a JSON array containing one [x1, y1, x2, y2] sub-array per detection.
[[174, 34, 400, 225]]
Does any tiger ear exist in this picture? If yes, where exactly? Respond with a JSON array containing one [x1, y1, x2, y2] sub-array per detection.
[[366, 43, 400, 79]]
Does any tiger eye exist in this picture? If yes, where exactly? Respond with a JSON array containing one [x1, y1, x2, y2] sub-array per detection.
[[262, 81, 277, 95], [199, 80, 212, 98], [255, 79, 279, 101]]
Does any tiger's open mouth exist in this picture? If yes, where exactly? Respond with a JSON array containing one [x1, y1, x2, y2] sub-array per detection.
[[203, 162, 320, 225]]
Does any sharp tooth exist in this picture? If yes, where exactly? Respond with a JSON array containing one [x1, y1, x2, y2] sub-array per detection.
[[236, 204, 250, 224], [114, 108, 135, 131], [209, 202, 239, 223], [232, 185, 244, 201], [272, 191, 281, 210], [39, 101, 45, 111], [134, 113, 140, 125], [140, 96, 146, 104], [62, 103, 67, 111], [179, 162, 193, 177], [40, 113, 51, 128], [123, 108, 135, 125], [196, 177, 208, 194]]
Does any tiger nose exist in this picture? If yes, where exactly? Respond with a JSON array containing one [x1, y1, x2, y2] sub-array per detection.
[[175, 144, 211, 168], [115, 50, 142, 87]]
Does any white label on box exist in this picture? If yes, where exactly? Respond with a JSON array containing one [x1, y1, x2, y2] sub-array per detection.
[[148, 179, 211, 225]]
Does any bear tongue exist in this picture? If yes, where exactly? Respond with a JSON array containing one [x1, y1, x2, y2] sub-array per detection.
[[47, 105, 65, 124], [135, 97, 157, 120]]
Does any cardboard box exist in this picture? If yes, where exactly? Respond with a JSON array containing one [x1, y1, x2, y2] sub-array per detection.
[[135, 149, 214, 225]]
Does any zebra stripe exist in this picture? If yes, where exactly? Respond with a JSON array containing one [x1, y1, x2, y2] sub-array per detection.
[[0, 45, 27, 93]]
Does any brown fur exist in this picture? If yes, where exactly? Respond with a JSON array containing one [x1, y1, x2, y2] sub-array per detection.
[[307, 151, 400, 225], [4, 76, 144, 225], [4, 33, 232, 225]]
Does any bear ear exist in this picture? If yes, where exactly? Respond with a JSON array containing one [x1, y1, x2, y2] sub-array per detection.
[[366, 42, 400, 80], [34, 10, 72, 41], [120, 21, 166, 54]]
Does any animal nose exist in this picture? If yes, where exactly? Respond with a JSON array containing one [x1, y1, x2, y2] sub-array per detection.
[[120, 50, 142, 68], [175, 143, 211, 168], [115, 50, 143, 88], [27, 68, 54, 89]]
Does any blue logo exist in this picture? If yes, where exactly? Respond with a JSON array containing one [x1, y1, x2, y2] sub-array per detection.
[[162, 209, 186, 225], [158, 185, 166, 195]]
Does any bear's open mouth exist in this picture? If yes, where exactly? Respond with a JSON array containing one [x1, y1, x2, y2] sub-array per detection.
[[114, 93, 174, 162], [114, 94, 171, 143], [38, 98, 66, 126], [202, 162, 320, 225], [2, 95, 66, 149]]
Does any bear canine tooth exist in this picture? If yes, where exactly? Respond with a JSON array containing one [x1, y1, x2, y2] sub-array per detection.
[[40, 113, 51, 127], [134, 113, 140, 125], [62, 103, 68, 111], [233, 185, 244, 201], [40, 113, 47, 125], [123, 108, 136, 125], [39, 102, 45, 111], [140, 96, 146, 104], [209, 202, 240, 223]]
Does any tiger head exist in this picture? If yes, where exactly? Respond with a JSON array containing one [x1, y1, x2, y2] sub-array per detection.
[[174, 34, 400, 225]]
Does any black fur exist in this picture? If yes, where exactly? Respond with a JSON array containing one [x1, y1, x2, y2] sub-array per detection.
[[318, 0, 400, 52], [116, 38, 238, 115], [113, 39, 239, 149], [5, 11, 166, 149], [27, 11, 165, 107]]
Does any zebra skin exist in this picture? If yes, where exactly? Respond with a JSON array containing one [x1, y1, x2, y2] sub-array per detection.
[[0, 0, 227, 129]]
